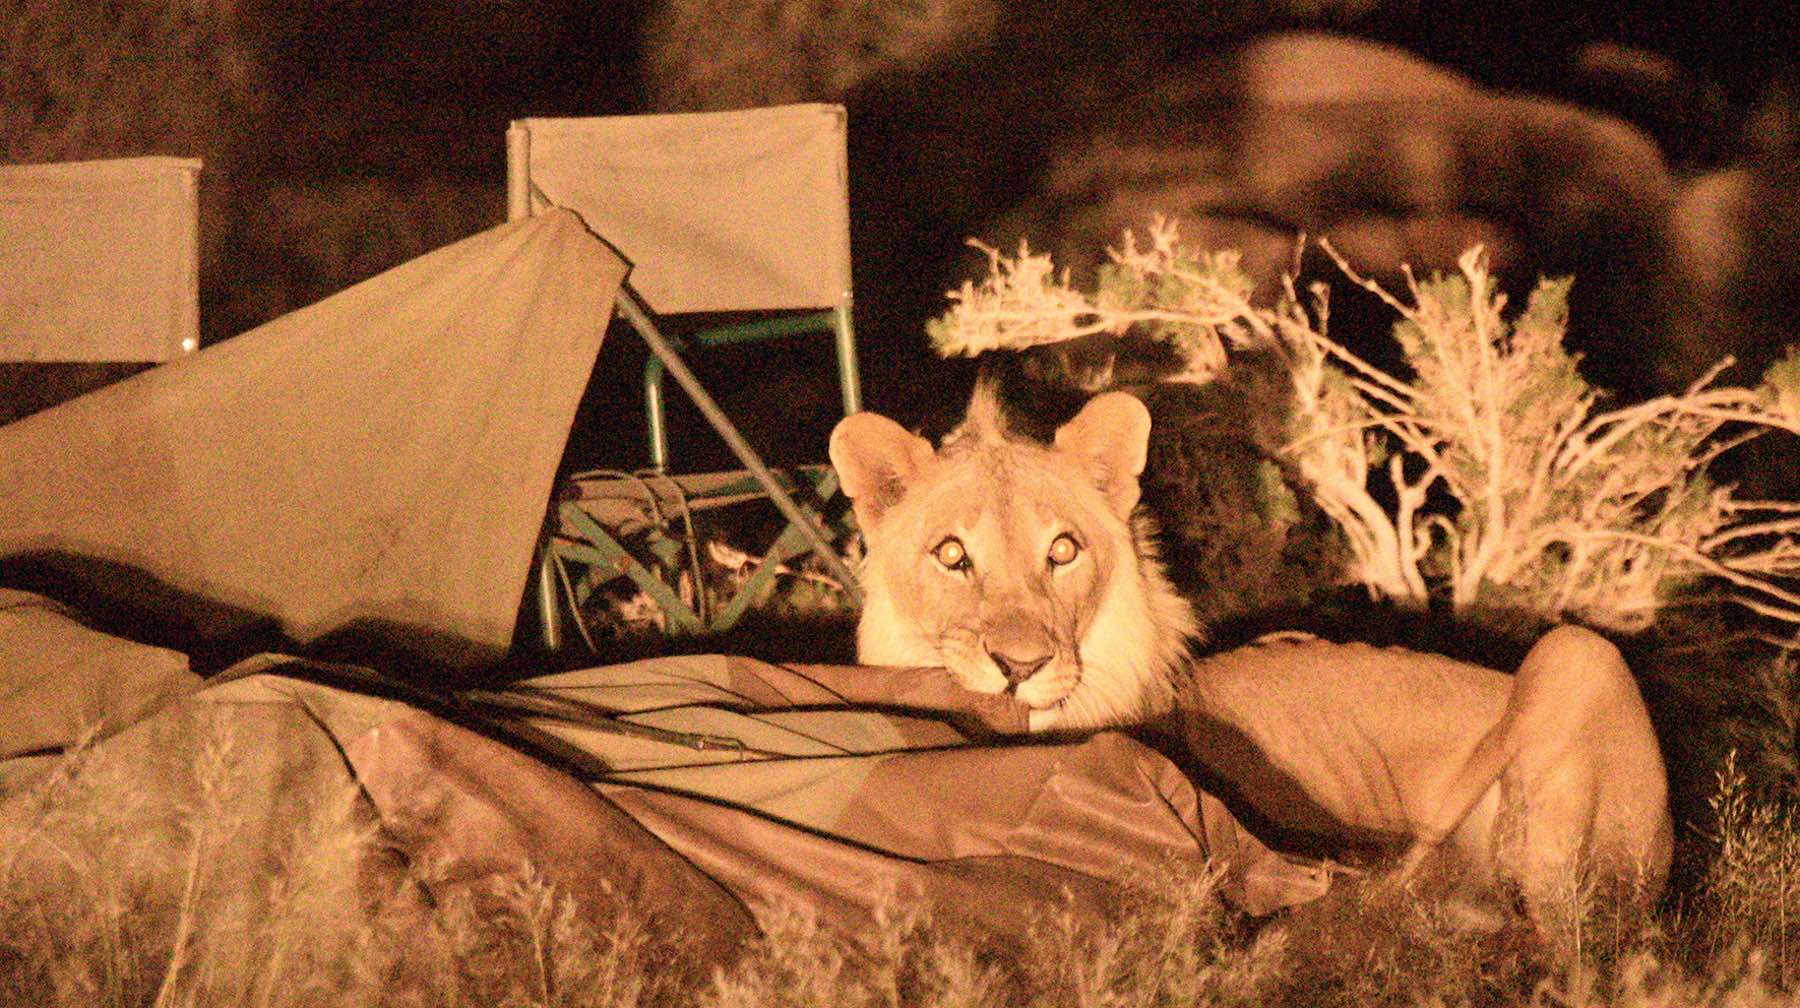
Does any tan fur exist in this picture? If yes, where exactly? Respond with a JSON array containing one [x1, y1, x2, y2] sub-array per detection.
[[830, 388, 1198, 731], [1183, 627, 1673, 922]]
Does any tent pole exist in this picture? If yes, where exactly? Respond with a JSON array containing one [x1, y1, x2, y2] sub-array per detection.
[[613, 287, 863, 606], [505, 125, 531, 222], [535, 540, 563, 651]]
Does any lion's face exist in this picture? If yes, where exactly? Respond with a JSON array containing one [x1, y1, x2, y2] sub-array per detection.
[[830, 391, 1197, 730]]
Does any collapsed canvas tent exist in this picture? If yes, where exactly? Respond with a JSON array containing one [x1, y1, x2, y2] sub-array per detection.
[[0, 611, 1330, 969], [0, 207, 621, 666], [0, 211, 1333, 975]]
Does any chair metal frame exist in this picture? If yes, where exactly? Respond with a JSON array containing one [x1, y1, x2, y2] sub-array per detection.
[[506, 108, 864, 647]]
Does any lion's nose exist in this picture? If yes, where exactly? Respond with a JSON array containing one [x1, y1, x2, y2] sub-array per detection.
[[990, 650, 1051, 687]]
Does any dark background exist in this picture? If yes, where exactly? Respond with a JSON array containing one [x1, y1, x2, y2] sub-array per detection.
[[4, 0, 1797, 470]]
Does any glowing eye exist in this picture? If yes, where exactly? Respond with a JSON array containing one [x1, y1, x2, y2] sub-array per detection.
[[932, 536, 970, 571], [1047, 533, 1081, 567]]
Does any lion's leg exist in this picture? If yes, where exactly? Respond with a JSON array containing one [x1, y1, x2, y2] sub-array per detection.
[[1497, 627, 1671, 920], [1398, 626, 1628, 886], [1397, 712, 1518, 879], [1516, 644, 1673, 914], [1497, 737, 1604, 931]]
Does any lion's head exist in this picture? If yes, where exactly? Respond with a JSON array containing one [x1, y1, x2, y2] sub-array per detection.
[[829, 387, 1198, 731]]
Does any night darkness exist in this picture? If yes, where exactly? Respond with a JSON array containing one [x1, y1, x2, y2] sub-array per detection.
[[5, 1, 1797, 461]]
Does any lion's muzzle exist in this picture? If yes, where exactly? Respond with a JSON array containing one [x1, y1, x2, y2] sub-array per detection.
[[989, 648, 1051, 687], [978, 605, 1065, 692]]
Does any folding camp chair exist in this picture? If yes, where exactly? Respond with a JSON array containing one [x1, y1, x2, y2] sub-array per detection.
[[506, 104, 863, 646], [0, 157, 201, 363]]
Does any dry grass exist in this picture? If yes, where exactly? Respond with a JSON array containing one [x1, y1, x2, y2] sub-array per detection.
[[702, 901, 1009, 1008], [6, 696, 1800, 1006], [0, 708, 678, 1008], [1685, 751, 1800, 987]]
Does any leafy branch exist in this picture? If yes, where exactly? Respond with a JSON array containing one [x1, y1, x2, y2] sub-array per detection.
[[932, 219, 1800, 640], [928, 228, 1266, 384]]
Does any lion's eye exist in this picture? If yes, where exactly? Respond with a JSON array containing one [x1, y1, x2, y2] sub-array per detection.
[[1047, 533, 1081, 567], [932, 536, 971, 572]]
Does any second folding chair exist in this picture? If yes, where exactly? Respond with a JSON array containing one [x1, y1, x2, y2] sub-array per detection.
[[506, 103, 863, 645]]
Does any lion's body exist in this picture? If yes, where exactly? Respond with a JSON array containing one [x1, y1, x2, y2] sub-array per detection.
[[1181, 631, 1672, 912], [831, 388, 1673, 918]]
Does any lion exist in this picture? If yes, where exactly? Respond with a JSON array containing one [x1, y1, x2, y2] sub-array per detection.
[[830, 385, 1672, 922], [829, 387, 1198, 732]]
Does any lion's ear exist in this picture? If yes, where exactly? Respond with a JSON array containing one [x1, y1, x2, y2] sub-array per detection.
[[1054, 391, 1150, 517], [829, 411, 935, 531]]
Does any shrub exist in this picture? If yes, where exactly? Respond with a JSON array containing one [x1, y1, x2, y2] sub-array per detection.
[[932, 221, 1800, 641]]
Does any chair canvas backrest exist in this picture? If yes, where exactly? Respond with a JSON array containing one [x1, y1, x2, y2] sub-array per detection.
[[0, 157, 201, 362], [507, 104, 852, 316]]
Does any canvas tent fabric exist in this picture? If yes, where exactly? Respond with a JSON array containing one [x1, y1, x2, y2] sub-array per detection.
[[498, 656, 1330, 920], [0, 208, 623, 666], [507, 104, 852, 314], [0, 589, 199, 787], [0, 157, 201, 362], [0, 644, 1332, 971]]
